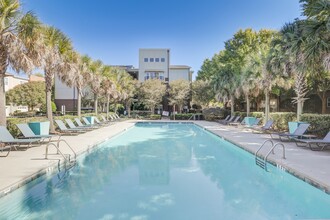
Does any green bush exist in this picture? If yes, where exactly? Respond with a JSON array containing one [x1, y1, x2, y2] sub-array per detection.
[[301, 114, 330, 136], [269, 112, 296, 131], [149, 114, 161, 120], [170, 113, 194, 120], [40, 101, 57, 113]]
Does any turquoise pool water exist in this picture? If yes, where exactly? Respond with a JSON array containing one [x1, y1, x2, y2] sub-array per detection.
[[1, 122, 330, 219]]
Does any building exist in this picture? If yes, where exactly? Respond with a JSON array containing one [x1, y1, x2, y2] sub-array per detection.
[[54, 49, 193, 112], [138, 49, 192, 83], [54, 76, 78, 112]]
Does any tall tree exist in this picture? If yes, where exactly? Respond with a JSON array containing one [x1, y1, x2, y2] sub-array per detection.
[[41, 26, 74, 132], [139, 79, 166, 114], [0, 0, 41, 125], [88, 60, 103, 115], [6, 81, 45, 111], [101, 66, 117, 119], [168, 79, 191, 114], [191, 80, 215, 109]]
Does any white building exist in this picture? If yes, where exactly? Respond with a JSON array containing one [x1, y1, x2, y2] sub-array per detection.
[[138, 49, 192, 83]]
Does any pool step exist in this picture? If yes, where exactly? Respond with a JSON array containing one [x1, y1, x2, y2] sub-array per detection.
[[255, 157, 266, 169]]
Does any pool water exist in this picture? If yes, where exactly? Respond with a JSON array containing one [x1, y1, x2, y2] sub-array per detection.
[[1, 122, 330, 219]]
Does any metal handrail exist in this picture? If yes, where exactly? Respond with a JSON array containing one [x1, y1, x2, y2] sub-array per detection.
[[45, 139, 77, 162], [255, 139, 274, 157], [264, 143, 286, 171]]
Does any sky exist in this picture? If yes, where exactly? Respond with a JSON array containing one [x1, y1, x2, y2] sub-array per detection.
[[21, 0, 302, 79]]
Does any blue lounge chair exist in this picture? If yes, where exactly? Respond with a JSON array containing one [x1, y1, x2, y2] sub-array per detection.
[[65, 119, 93, 131], [54, 120, 85, 135], [16, 123, 60, 142], [81, 117, 100, 128], [0, 126, 42, 157], [277, 123, 310, 141], [294, 131, 330, 151]]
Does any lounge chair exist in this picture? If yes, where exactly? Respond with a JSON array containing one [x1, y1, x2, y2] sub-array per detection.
[[16, 123, 61, 142], [81, 117, 100, 128], [54, 120, 85, 135], [277, 123, 310, 141], [94, 117, 109, 126], [0, 126, 42, 157], [252, 119, 274, 132], [228, 116, 241, 126], [223, 116, 238, 125], [110, 114, 119, 121], [218, 115, 230, 124], [65, 119, 93, 131], [101, 115, 112, 123], [294, 131, 330, 151]]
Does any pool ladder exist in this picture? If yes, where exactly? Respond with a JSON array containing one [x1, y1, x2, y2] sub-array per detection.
[[255, 140, 286, 171], [45, 139, 77, 167]]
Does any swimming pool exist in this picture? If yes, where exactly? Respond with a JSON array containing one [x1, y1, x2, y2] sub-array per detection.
[[0, 122, 330, 219]]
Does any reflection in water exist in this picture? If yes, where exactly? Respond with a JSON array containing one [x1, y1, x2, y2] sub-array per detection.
[[0, 123, 330, 220]]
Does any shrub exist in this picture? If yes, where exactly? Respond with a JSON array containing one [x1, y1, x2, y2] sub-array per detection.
[[40, 101, 57, 113], [269, 112, 296, 131], [202, 107, 229, 121], [149, 114, 161, 120], [301, 114, 330, 137], [170, 113, 194, 120]]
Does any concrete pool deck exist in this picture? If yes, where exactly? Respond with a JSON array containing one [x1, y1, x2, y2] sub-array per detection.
[[0, 119, 330, 197]]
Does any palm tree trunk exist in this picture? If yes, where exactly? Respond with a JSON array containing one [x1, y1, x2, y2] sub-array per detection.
[[172, 105, 176, 120], [230, 94, 235, 116], [45, 70, 55, 133], [246, 94, 250, 117], [0, 74, 6, 126], [77, 88, 81, 117], [126, 101, 131, 117], [46, 91, 54, 133], [106, 95, 110, 120], [94, 93, 98, 115], [318, 92, 327, 114], [297, 100, 302, 121], [265, 90, 270, 121]]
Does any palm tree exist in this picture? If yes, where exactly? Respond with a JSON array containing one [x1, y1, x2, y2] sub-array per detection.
[[278, 21, 309, 121], [41, 26, 74, 132], [0, 0, 41, 125], [101, 66, 118, 119], [88, 60, 103, 115], [300, 0, 330, 71], [58, 53, 92, 117]]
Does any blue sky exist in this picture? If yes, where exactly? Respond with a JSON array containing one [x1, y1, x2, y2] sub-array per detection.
[[22, 0, 301, 78]]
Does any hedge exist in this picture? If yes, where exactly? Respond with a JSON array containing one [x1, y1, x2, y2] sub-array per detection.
[[269, 112, 296, 131], [150, 114, 161, 120], [170, 113, 194, 120], [300, 114, 330, 137]]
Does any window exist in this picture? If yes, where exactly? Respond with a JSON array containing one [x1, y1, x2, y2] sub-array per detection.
[[144, 72, 164, 81], [161, 58, 165, 62], [144, 58, 148, 62], [155, 58, 160, 62], [327, 97, 330, 108], [150, 58, 154, 62], [4, 78, 8, 86]]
